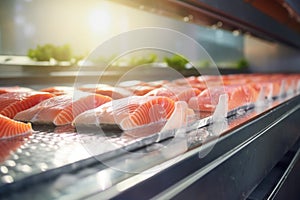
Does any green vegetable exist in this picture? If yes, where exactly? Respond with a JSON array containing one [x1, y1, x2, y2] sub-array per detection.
[[235, 58, 249, 69], [164, 54, 189, 70], [27, 44, 72, 62], [53, 44, 72, 61], [198, 60, 211, 68], [128, 54, 157, 66], [92, 54, 118, 65], [27, 44, 54, 61]]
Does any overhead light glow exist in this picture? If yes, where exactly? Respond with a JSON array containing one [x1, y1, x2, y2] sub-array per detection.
[[88, 7, 111, 34]]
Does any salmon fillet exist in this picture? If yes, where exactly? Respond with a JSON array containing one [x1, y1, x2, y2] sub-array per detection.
[[14, 95, 73, 124], [40, 86, 74, 96], [119, 97, 196, 131], [0, 86, 32, 95], [0, 114, 32, 139], [145, 86, 201, 102], [53, 94, 112, 126], [129, 97, 175, 126], [188, 85, 259, 112], [73, 96, 152, 126], [15, 93, 112, 125], [0, 92, 33, 112], [79, 84, 132, 99], [1, 92, 55, 118]]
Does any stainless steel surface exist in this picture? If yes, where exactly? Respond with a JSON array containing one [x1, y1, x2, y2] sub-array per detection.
[[0, 122, 179, 189], [0, 127, 86, 187], [0, 92, 298, 199], [105, 95, 300, 200], [273, 150, 300, 200], [0, 95, 257, 190], [247, 136, 300, 200], [1, 131, 189, 200], [160, 104, 300, 200], [269, 141, 300, 199]]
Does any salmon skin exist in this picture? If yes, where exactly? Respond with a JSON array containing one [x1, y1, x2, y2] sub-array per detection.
[[0, 114, 32, 139], [0, 92, 55, 118], [14, 93, 112, 126]]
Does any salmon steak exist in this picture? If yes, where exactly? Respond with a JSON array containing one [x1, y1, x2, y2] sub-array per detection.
[[128, 97, 175, 126], [73, 96, 153, 127], [53, 93, 112, 126], [14, 93, 112, 125], [188, 85, 259, 112], [119, 96, 175, 130], [75, 96, 178, 130], [0, 92, 55, 118], [0, 114, 32, 139], [120, 97, 195, 131], [14, 95, 73, 124], [0, 92, 32, 112]]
